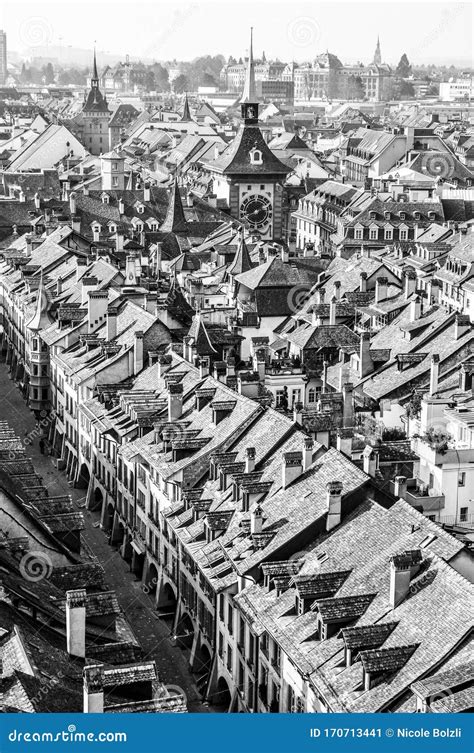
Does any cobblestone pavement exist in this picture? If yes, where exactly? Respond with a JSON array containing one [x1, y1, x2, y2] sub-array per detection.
[[0, 362, 210, 712]]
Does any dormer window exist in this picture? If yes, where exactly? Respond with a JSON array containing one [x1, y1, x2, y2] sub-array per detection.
[[354, 225, 363, 240], [399, 224, 408, 241], [101, 193, 110, 204], [384, 211, 391, 220], [250, 148, 263, 165], [136, 203, 145, 214], [413, 211, 420, 220], [369, 226, 378, 240], [92, 223, 101, 235], [399, 211, 406, 220], [109, 223, 117, 233], [384, 226, 393, 240]]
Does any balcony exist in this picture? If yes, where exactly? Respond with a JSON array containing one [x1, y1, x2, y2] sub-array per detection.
[[412, 436, 474, 466]]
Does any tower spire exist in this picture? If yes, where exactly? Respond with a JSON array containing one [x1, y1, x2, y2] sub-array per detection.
[[373, 35, 382, 66], [240, 28, 259, 124]]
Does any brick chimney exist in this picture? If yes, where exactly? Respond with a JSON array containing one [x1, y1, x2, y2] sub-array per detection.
[[393, 476, 407, 499], [342, 382, 353, 427], [245, 447, 256, 474], [198, 356, 210, 378], [282, 451, 303, 490], [69, 191, 76, 215], [359, 272, 367, 292], [404, 271, 417, 299], [168, 382, 183, 421], [250, 504, 263, 534], [66, 589, 86, 658], [375, 277, 388, 304], [389, 557, 411, 609], [87, 290, 108, 332], [429, 354, 440, 394], [326, 481, 343, 531], [410, 295, 422, 322], [303, 437, 314, 471], [133, 331, 144, 374], [359, 332, 373, 378], [83, 664, 104, 713], [106, 308, 118, 341], [329, 296, 337, 326]]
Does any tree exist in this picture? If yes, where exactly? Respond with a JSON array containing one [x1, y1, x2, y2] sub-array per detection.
[[151, 63, 169, 91], [173, 74, 189, 94], [42, 63, 55, 85], [396, 53, 412, 78], [201, 72, 217, 87], [400, 81, 415, 98], [145, 70, 155, 91]]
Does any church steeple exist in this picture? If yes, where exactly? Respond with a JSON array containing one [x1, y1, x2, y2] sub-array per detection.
[[92, 46, 99, 87], [373, 36, 382, 66], [240, 28, 259, 125], [160, 176, 188, 233], [180, 92, 192, 122]]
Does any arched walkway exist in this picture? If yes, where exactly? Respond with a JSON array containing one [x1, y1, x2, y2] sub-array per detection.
[[214, 676, 231, 710], [77, 463, 90, 489], [145, 562, 159, 596]]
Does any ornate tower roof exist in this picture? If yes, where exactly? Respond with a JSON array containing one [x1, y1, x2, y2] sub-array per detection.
[[26, 273, 54, 332], [83, 47, 109, 114], [160, 177, 188, 233]]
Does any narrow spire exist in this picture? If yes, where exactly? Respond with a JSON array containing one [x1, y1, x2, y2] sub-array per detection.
[[92, 45, 99, 82], [373, 36, 382, 66], [180, 93, 192, 122], [228, 229, 253, 277], [240, 28, 259, 124], [160, 176, 188, 233]]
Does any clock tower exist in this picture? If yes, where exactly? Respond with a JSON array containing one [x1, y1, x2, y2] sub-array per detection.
[[207, 30, 290, 241]]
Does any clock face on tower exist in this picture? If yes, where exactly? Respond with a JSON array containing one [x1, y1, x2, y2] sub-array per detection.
[[240, 193, 273, 231]]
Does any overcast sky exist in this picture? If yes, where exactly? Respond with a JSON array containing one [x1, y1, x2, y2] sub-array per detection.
[[1, 0, 472, 66]]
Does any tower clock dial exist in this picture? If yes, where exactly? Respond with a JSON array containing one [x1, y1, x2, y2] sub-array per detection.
[[240, 193, 273, 229]]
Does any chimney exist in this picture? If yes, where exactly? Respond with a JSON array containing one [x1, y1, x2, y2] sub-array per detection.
[[250, 504, 263, 534], [326, 481, 343, 531], [393, 476, 407, 499], [410, 295, 422, 322], [404, 271, 417, 299], [359, 272, 367, 292], [118, 197, 125, 214], [134, 331, 144, 374], [69, 191, 76, 215], [363, 446, 379, 477], [342, 382, 353, 428], [208, 194, 217, 208], [83, 665, 104, 713], [303, 437, 314, 471], [66, 589, 86, 658], [429, 354, 440, 394], [19, 189, 25, 203], [359, 332, 373, 378], [168, 382, 183, 421], [460, 363, 473, 392], [389, 557, 411, 609], [334, 280, 341, 300], [144, 183, 151, 202], [375, 277, 388, 304], [329, 296, 337, 326], [454, 314, 470, 340], [76, 257, 88, 282], [245, 447, 256, 474], [155, 242, 163, 276], [186, 191, 194, 207], [106, 308, 118, 341], [317, 287, 326, 304], [87, 290, 108, 332], [281, 246, 289, 263], [282, 451, 303, 490], [25, 233, 33, 256], [71, 215, 81, 233], [115, 232, 124, 252], [198, 356, 210, 378], [34, 192, 40, 210]]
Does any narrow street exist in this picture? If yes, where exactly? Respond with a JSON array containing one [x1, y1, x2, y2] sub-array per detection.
[[0, 360, 209, 712]]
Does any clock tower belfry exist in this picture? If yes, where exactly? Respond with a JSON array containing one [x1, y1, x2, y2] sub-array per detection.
[[207, 30, 290, 241]]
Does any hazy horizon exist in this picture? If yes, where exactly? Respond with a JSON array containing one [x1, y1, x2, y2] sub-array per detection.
[[1, 0, 473, 68]]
